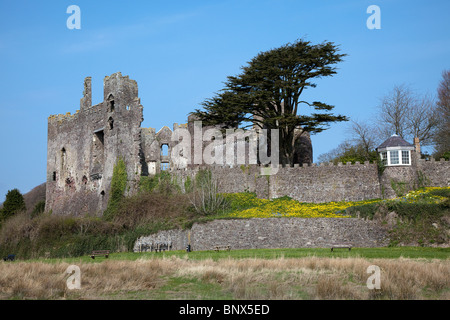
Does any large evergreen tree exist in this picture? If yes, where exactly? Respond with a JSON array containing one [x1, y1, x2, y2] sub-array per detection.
[[191, 39, 348, 165]]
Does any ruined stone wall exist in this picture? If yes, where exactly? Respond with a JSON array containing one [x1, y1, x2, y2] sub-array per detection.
[[172, 161, 382, 203], [46, 73, 144, 215], [134, 218, 389, 251]]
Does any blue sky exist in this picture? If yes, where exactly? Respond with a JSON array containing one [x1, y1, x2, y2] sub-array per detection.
[[0, 0, 449, 201]]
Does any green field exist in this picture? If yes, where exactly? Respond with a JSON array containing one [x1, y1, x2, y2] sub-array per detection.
[[30, 246, 449, 264]]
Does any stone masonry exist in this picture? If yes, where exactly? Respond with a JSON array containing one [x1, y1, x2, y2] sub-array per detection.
[[134, 218, 389, 252]]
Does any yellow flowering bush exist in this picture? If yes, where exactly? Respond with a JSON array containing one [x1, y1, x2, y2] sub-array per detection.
[[222, 192, 378, 218], [222, 187, 449, 219], [395, 187, 449, 203]]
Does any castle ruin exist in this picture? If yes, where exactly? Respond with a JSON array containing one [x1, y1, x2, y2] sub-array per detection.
[[46, 72, 449, 216], [46, 72, 312, 215]]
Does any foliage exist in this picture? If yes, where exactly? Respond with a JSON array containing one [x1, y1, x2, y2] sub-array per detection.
[[0, 191, 194, 259], [189, 170, 229, 215], [31, 200, 46, 218], [318, 140, 378, 165], [376, 155, 386, 176], [221, 187, 449, 224], [222, 192, 375, 218], [139, 175, 159, 193], [103, 158, 128, 221], [184, 176, 193, 193], [344, 187, 450, 246], [0, 188, 26, 221], [191, 38, 348, 165], [108, 192, 192, 230], [139, 172, 181, 195], [440, 151, 450, 160], [0, 212, 124, 259], [416, 170, 431, 189], [335, 147, 378, 164], [390, 180, 408, 197]]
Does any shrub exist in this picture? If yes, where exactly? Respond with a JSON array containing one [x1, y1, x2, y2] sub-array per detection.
[[31, 200, 46, 218], [139, 172, 180, 195], [189, 170, 229, 215], [139, 175, 159, 193], [109, 192, 191, 229], [1, 189, 26, 220], [184, 176, 193, 193], [344, 187, 450, 246], [0, 211, 125, 259], [390, 180, 408, 197]]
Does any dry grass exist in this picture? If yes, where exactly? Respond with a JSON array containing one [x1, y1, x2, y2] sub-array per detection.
[[0, 256, 448, 300]]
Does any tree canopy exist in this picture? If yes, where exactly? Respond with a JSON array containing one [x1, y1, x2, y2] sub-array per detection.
[[191, 39, 348, 165], [0, 188, 26, 220]]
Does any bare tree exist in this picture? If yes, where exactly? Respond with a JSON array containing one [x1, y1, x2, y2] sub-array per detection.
[[377, 84, 415, 140], [377, 84, 438, 146], [433, 70, 450, 157], [317, 141, 353, 164], [348, 120, 380, 160], [406, 94, 439, 146]]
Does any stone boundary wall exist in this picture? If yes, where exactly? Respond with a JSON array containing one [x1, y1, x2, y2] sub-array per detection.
[[173, 161, 383, 203], [380, 157, 450, 198], [172, 158, 449, 204], [134, 218, 389, 252], [417, 158, 450, 188], [268, 162, 381, 202]]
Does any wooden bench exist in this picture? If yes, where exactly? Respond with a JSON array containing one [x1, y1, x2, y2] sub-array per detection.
[[214, 245, 231, 252], [330, 245, 352, 252], [153, 242, 171, 252], [91, 250, 110, 259]]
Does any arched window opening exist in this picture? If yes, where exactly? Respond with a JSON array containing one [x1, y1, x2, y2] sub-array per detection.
[[61, 147, 67, 169], [107, 94, 115, 112], [161, 144, 169, 156], [108, 117, 114, 130]]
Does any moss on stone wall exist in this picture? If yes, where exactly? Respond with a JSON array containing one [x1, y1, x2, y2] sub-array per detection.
[[103, 158, 128, 220]]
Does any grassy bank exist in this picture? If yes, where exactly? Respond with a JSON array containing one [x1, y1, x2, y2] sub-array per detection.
[[29, 247, 450, 264], [1, 250, 448, 300], [0, 185, 448, 260], [344, 187, 450, 246]]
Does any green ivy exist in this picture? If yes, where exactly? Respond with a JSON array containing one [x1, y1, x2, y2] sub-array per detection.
[[103, 157, 128, 221]]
